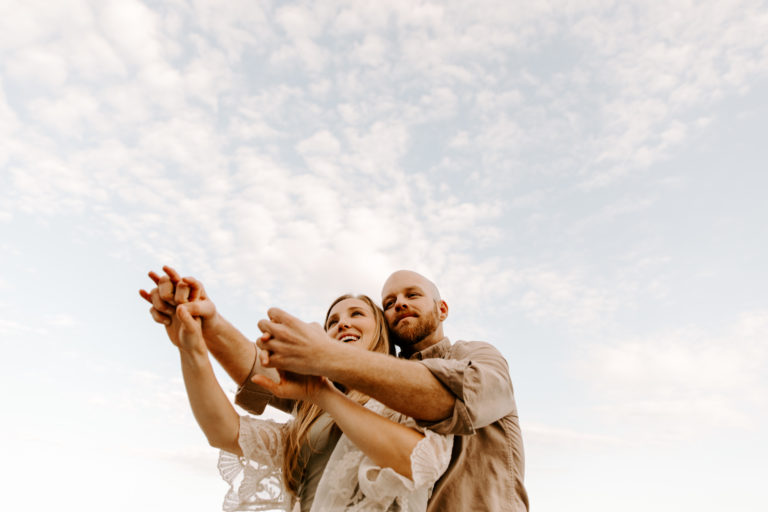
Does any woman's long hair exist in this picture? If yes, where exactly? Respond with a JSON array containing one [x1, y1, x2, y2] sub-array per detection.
[[282, 294, 392, 495]]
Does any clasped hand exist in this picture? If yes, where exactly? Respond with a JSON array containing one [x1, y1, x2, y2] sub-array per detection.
[[139, 266, 335, 403], [256, 308, 337, 376], [139, 266, 214, 353]]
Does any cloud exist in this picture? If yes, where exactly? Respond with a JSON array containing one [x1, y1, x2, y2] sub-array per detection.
[[516, 268, 621, 328], [98, 0, 166, 68], [0, 317, 49, 336], [2, 0, 767, 333], [576, 310, 768, 440], [297, 129, 342, 156], [47, 314, 80, 328], [4, 46, 69, 88], [523, 420, 624, 447], [570, 0, 768, 186]]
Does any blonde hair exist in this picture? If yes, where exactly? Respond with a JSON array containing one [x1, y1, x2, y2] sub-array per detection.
[[282, 294, 391, 495]]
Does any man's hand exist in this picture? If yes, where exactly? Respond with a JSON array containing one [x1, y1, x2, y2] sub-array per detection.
[[256, 308, 337, 376]]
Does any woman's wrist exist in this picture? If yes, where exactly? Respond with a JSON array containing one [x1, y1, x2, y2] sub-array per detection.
[[312, 379, 342, 409], [178, 344, 209, 363]]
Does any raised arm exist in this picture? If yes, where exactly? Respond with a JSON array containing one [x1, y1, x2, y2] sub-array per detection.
[[139, 266, 265, 385], [170, 304, 242, 455], [257, 309, 455, 422]]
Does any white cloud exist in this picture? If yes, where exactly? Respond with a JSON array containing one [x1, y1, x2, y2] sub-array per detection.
[[578, 311, 768, 439], [187, 0, 273, 61], [0, 317, 48, 336], [523, 420, 624, 447], [27, 86, 103, 135], [0, 0, 93, 52], [4, 46, 69, 88], [2, 0, 764, 329], [297, 130, 342, 156], [352, 34, 389, 67], [47, 314, 79, 328], [518, 269, 620, 327], [570, 0, 768, 185], [99, 0, 166, 68]]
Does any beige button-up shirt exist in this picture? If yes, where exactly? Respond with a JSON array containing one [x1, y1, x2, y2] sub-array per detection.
[[414, 338, 529, 512]]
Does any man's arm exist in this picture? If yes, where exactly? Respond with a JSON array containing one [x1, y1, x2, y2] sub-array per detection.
[[257, 308, 455, 422], [197, 311, 257, 385], [323, 347, 456, 423]]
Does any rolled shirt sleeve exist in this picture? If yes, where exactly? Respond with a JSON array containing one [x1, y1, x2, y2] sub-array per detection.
[[416, 341, 517, 435], [234, 348, 294, 415]]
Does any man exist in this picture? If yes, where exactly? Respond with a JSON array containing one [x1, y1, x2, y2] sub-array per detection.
[[255, 270, 528, 511], [143, 267, 528, 511]]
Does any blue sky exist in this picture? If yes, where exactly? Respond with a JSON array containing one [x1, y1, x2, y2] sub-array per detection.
[[1, 1, 767, 510]]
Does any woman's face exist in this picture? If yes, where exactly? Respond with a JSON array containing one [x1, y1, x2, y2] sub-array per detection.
[[325, 298, 378, 351]]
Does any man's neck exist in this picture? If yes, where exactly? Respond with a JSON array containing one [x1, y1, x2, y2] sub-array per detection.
[[398, 328, 445, 357]]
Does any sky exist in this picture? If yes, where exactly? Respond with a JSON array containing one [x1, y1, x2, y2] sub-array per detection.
[[1, 0, 767, 510]]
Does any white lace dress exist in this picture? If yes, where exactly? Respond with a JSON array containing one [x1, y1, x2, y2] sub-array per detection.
[[218, 399, 453, 512]]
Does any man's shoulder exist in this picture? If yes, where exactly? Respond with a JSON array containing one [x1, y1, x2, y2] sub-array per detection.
[[447, 339, 506, 359]]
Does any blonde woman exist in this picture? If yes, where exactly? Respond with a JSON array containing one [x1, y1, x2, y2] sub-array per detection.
[[160, 290, 453, 511]]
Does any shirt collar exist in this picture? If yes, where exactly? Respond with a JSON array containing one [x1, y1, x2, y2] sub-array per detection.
[[405, 337, 451, 360]]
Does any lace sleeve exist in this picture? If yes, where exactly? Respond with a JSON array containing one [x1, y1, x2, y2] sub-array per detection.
[[218, 416, 294, 512], [357, 428, 453, 506], [311, 400, 453, 511]]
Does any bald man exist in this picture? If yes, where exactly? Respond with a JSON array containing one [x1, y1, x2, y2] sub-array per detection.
[[252, 270, 529, 511]]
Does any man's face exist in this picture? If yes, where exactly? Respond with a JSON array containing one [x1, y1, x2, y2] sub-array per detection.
[[381, 271, 442, 348]]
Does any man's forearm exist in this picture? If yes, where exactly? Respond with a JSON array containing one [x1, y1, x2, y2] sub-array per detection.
[[323, 346, 455, 422], [203, 313, 256, 385]]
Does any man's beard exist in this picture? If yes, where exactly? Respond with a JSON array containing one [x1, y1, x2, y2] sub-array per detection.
[[390, 303, 440, 348]]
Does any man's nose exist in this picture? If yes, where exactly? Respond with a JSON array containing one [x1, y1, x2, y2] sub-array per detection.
[[394, 297, 408, 311]]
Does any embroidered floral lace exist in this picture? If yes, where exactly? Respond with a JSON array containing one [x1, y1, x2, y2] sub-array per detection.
[[218, 400, 453, 512]]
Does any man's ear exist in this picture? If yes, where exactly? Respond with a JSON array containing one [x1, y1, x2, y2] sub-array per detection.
[[438, 300, 449, 321]]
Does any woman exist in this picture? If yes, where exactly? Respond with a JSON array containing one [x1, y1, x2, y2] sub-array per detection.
[[168, 291, 453, 511]]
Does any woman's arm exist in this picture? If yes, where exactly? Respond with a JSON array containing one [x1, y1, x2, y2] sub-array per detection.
[[175, 304, 242, 456], [253, 373, 424, 479], [140, 266, 267, 386], [314, 385, 424, 479]]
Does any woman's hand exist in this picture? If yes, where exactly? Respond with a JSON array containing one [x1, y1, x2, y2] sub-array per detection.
[[251, 371, 332, 402], [174, 303, 207, 355], [140, 266, 217, 353]]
